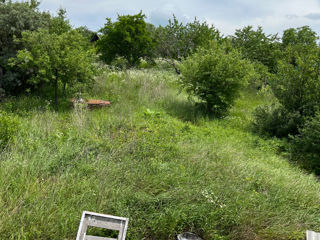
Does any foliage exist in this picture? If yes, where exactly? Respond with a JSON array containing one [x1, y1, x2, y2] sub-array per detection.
[[292, 112, 320, 174], [10, 29, 97, 109], [96, 12, 154, 66], [249, 62, 272, 89], [0, 110, 20, 149], [252, 104, 302, 138], [179, 41, 253, 115], [155, 16, 220, 74], [282, 26, 317, 49], [232, 26, 281, 73], [76, 26, 95, 41], [271, 44, 320, 117], [48, 8, 71, 35], [110, 57, 130, 70], [254, 29, 320, 138], [0, 0, 50, 94]]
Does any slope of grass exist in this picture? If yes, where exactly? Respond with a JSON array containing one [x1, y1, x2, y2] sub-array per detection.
[[0, 68, 320, 239]]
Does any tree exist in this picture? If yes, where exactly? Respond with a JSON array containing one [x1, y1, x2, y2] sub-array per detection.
[[96, 12, 154, 66], [0, 0, 51, 94], [76, 26, 95, 42], [179, 41, 254, 115], [10, 29, 97, 109], [155, 16, 220, 74], [253, 38, 320, 138], [282, 26, 317, 49], [232, 26, 280, 73], [274, 26, 320, 117], [271, 44, 320, 116]]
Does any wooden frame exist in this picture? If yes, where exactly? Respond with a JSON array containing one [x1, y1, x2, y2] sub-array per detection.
[[76, 211, 129, 240]]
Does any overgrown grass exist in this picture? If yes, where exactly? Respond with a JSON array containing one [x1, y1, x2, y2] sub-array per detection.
[[1, 68, 320, 239]]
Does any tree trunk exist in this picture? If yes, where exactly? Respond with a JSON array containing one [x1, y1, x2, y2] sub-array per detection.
[[54, 72, 58, 111], [0, 66, 3, 81], [171, 59, 181, 75], [165, 49, 180, 75], [164, 57, 180, 75], [63, 82, 66, 96]]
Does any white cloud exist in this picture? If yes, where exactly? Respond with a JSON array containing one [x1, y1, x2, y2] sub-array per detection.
[[35, 0, 320, 34]]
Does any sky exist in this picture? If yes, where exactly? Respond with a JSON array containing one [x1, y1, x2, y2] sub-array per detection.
[[37, 0, 320, 36]]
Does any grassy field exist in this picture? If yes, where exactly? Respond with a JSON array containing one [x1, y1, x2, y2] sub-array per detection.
[[1, 68, 320, 239]]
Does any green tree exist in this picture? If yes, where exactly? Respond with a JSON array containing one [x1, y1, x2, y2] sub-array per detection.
[[76, 26, 95, 42], [10, 29, 97, 109], [156, 16, 220, 74], [232, 26, 280, 73], [253, 39, 320, 138], [271, 44, 320, 116], [282, 26, 317, 49], [48, 8, 71, 35], [179, 41, 253, 115], [0, 0, 50, 93], [96, 12, 154, 66]]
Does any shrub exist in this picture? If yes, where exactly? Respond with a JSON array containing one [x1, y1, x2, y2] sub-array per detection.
[[292, 112, 320, 174], [252, 104, 302, 138], [0, 110, 20, 149], [110, 57, 129, 70], [179, 41, 254, 115]]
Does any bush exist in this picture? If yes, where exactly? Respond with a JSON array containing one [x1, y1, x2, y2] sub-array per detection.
[[292, 112, 320, 174], [252, 104, 302, 138], [0, 110, 20, 149], [110, 57, 129, 70], [179, 41, 254, 115]]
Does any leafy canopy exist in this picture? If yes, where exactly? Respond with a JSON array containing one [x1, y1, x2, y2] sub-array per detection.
[[271, 44, 320, 116], [282, 26, 317, 48], [96, 12, 154, 66], [155, 16, 220, 74], [253, 26, 320, 138], [10, 29, 97, 108], [232, 26, 280, 73], [0, 0, 51, 93]]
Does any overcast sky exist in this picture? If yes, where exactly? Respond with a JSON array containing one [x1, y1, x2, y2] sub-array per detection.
[[37, 0, 320, 36]]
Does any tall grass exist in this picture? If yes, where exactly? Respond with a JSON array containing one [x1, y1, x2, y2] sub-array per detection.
[[0, 68, 320, 239]]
